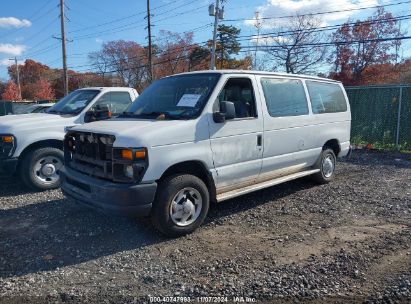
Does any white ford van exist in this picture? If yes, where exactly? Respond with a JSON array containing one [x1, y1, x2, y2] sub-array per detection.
[[61, 70, 351, 236], [0, 87, 138, 190]]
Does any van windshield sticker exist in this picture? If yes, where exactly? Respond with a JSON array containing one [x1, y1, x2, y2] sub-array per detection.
[[177, 94, 202, 107]]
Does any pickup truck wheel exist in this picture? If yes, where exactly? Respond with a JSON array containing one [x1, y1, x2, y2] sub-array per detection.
[[151, 174, 210, 237], [312, 148, 336, 184], [20, 147, 64, 191]]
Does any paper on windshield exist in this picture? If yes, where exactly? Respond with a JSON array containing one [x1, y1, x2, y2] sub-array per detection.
[[73, 100, 87, 108], [176, 94, 202, 107]]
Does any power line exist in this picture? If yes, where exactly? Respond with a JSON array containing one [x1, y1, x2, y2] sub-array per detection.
[[224, 0, 411, 22], [153, 23, 213, 44], [24, 43, 61, 57], [236, 13, 411, 43], [153, 4, 210, 25], [23, 16, 59, 43], [66, 0, 200, 34], [72, 49, 209, 74], [69, 3, 210, 41], [240, 35, 411, 50]]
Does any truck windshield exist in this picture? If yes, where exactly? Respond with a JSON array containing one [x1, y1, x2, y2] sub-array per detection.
[[121, 73, 220, 120], [47, 90, 100, 115]]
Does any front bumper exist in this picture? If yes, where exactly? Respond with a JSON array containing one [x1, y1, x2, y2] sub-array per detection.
[[0, 158, 18, 175], [60, 166, 157, 217]]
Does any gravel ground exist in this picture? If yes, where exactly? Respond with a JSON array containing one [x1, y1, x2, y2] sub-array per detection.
[[0, 150, 410, 303]]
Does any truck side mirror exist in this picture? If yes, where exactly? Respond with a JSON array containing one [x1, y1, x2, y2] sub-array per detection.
[[84, 111, 94, 123], [84, 106, 112, 123], [95, 107, 112, 120], [213, 101, 236, 123]]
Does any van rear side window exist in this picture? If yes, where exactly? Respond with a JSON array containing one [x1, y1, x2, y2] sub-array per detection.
[[306, 81, 347, 114], [260, 78, 308, 117]]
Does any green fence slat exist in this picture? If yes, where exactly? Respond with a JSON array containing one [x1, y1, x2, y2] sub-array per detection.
[[345, 85, 411, 150], [399, 87, 411, 149]]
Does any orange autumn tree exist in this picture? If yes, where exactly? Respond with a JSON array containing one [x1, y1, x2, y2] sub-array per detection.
[[33, 78, 55, 100], [1, 80, 20, 101], [330, 8, 403, 85]]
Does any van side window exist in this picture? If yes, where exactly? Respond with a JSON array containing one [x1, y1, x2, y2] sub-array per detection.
[[260, 78, 308, 117], [92, 92, 132, 115], [306, 81, 347, 114], [218, 78, 257, 118]]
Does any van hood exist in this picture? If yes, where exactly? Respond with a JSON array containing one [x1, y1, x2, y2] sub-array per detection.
[[0, 113, 73, 134], [70, 117, 209, 148]]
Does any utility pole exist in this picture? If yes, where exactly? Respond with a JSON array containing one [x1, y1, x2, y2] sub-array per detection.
[[146, 0, 153, 82], [253, 11, 262, 70], [59, 0, 68, 96], [209, 0, 224, 70], [9, 57, 21, 100]]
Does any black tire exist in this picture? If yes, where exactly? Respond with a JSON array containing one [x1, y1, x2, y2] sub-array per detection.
[[312, 148, 337, 184], [151, 174, 210, 237], [20, 147, 64, 191]]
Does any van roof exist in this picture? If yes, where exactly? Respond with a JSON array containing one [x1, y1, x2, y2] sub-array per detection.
[[174, 69, 340, 83]]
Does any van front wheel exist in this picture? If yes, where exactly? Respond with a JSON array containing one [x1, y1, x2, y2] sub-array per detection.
[[312, 148, 336, 184], [151, 174, 210, 237]]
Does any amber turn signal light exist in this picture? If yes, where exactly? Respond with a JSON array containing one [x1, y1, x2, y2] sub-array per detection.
[[2, 136, 14, 143], [121, 149, 133, 160], [135, 149, 146, 159]]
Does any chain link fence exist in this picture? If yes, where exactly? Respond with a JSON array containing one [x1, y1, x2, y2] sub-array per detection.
[[345, 85, 411, 150], [0, 101, 13, 116]]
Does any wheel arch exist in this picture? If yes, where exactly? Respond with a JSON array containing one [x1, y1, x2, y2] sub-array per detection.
[[323, 139, 340, 157], [18, 139, 63, 161], [159, 160, 217, 203]]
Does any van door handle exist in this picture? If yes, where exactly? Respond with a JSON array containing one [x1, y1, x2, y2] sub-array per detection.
[[257, 134, 262, 147]]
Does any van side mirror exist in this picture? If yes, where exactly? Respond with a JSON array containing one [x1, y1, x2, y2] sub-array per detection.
[[213, 101, 236, 123]]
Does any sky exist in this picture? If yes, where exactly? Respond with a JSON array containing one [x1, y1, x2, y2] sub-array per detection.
[[0, 0, 410, 80]]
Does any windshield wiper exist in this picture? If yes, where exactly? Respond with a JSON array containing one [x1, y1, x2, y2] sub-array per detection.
[[119, 111, 176, 119], [64, 109, 83, 115], [119, 112, 140, 118], [47, 109, 62, 114]]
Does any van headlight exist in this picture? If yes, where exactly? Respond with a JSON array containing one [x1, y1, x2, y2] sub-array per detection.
[[112, 147, 148, 182], [0, 135, 16, 158]]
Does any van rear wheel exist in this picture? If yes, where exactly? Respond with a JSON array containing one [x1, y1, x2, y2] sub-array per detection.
[[151, 174, 210, 237], [312, 148, 336, 184], [20, 147, 64, 191]]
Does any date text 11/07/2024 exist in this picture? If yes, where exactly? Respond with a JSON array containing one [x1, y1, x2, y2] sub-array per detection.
[[148, 296, 257, 302]]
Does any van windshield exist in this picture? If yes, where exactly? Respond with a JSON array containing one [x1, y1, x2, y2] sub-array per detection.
[[121, 73, 220, 120], [47, 89, 100, 115]]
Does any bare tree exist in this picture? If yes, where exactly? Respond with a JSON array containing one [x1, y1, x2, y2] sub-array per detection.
[[264, 15, 327, 74], [155, 30, 194, 78], [88, 40, 149, 90]]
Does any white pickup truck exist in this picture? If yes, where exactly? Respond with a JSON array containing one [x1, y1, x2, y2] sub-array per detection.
[[0, 87, 138, 190], [61, 70, 351, 237]]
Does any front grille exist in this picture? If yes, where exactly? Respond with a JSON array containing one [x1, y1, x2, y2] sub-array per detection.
[[65, 131, 115, 180]]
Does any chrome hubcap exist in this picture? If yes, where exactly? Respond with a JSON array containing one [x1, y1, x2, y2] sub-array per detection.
[[170, 187, 202, 227], [322, 155, 335, 178], [33, 156, 63, 185]]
